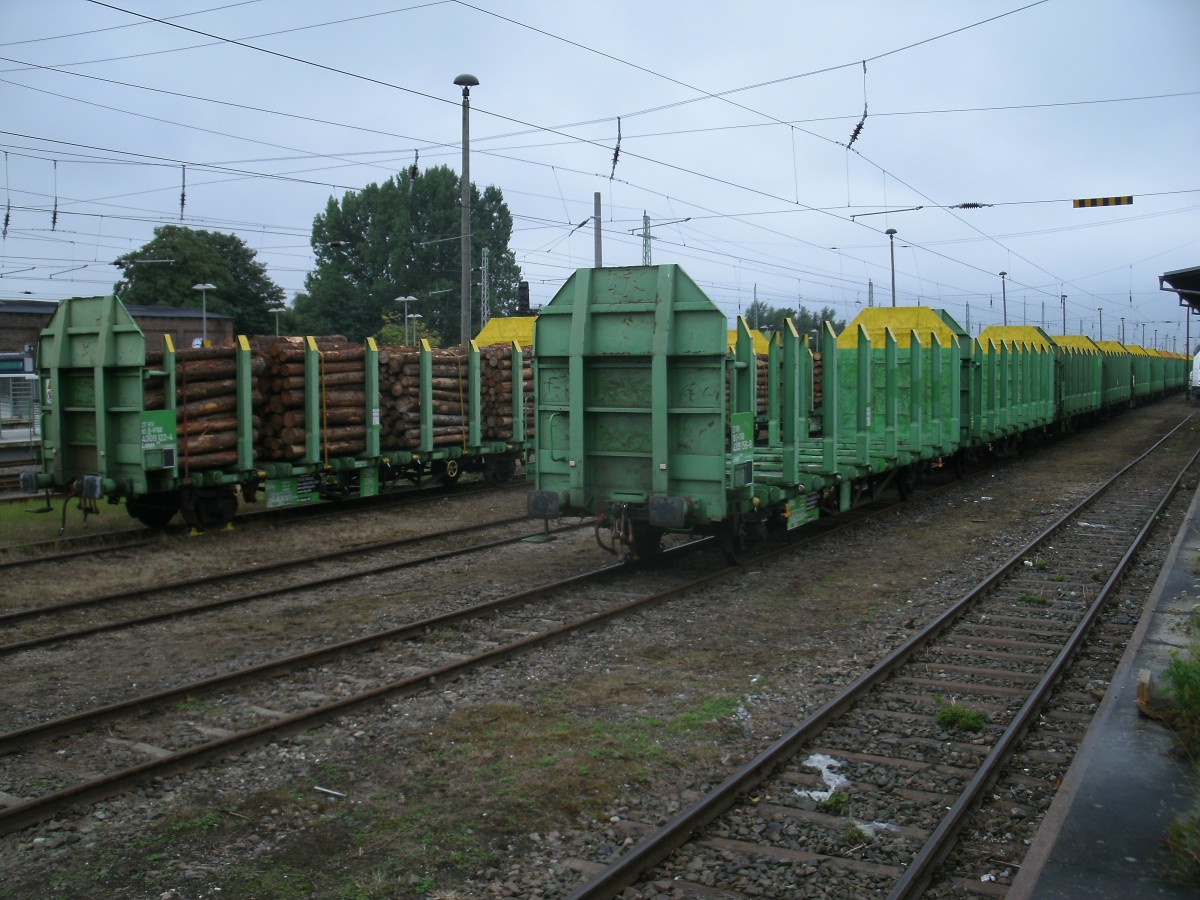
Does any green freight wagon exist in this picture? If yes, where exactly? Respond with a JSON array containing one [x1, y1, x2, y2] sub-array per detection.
[[23, 295, 528, 531], [528, 265, 735, 557]]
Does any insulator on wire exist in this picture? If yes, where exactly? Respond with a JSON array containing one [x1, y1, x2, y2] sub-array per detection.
[[951, 202, 991, 209], [847, 119, 864, 148], [610, 117, 622, 179]]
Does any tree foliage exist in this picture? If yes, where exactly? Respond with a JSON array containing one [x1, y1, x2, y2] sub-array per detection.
[[112, 225, 285, 335], [299, 165, 522, 344], [742, 299, 847, 338]]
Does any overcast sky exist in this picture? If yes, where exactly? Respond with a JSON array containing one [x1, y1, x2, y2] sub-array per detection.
[[2, 0, 1198, 349]]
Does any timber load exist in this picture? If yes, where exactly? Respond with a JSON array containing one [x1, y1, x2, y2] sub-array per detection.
[[480, 344, 533, 442], [254, 335, 368, 461], [145, 345, 265, 470], [378, 345, 470, 450]]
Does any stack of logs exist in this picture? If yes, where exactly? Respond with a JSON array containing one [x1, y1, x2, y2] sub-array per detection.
[[750, 351, 824, 411], [376, 343, 533, 450], [255, 336, 366, 460], [144, 345, 265, 470], [735, 350, 826, 442], [480, 344, 533, 442], [377, 345, 467, 450], [143, 337, 534, 466]]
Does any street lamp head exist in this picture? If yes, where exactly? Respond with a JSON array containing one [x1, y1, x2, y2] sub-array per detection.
[[999, 271, 1007, 278], [454, 73, 479, 95], [885, 228, 897, 236], [192, 283, 215, 291]]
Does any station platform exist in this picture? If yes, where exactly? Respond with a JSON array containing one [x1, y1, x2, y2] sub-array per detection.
[[1007, 484, 1200, 898], [0, 424, 37, 465]]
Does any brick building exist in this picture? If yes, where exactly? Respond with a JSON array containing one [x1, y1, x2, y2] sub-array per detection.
[[0, 297, 235, 356]]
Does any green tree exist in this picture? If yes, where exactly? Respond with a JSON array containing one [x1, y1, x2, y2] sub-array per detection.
[[112, 225, 285, 335], [792, 305, 847, 337], [741, 300, 846, 338], [300, 165, 522, 344]]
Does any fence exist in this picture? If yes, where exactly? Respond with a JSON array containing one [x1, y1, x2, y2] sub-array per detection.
[[0, 374, 39, 438]]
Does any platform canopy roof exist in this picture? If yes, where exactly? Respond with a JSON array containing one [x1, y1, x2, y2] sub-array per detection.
[[1160, 265, 1200, 315]]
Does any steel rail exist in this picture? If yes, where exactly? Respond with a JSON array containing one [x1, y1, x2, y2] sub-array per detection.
[[0, 477, 528, 567], [0, 518, 590, 655], [4, 419, 1182, 842], [0, 466, 965, 837], [888, 435, 1200, 898], [565, 413, 1196, 899], [0, 540, 716, 837], [0, 512, 535, 626]]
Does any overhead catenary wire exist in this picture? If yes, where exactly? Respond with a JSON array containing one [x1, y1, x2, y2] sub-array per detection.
[[0, 0, 1191, 346]]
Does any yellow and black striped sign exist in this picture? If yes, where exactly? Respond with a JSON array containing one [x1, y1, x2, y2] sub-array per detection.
[[1073, 196, 1133, 208]]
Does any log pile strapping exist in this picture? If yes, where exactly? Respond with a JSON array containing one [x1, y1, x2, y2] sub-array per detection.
[[377, 346, 470, 450], [479, 344, 533, 442], [255, 336, 367, 460], [145, 345, 266, 470]]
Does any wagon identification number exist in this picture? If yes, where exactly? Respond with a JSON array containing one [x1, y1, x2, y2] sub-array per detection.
[[730, 412, 754, 463], [140, 410, 176, 450], [265, 474, 322, 508], [730, 412, 754, 487]]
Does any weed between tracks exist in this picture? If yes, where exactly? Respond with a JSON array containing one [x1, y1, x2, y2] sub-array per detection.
[[933, 699, 987, 732]]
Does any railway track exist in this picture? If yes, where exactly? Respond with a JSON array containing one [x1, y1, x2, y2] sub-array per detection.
[[563, 415, 1200, 899], [0, 476, 527, 570], [0, 512, 592, 656], [0, 446, 1004, 840], [0, 533, 728, 837]]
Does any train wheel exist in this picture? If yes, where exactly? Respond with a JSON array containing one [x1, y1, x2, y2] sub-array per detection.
[[627, 523, 664, 561], [126, 493, 181, 530], [484, 454, 517, 486], [718, 516, 749, 565], [180, 486, 238, 531], [436, 459, 462, 486]]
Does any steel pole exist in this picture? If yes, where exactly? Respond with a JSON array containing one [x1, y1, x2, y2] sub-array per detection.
[[455, 74, 479, 346], [886, 229, 897, 306], [1000, 271, 1008, 326], [594, 192, 602, 268]]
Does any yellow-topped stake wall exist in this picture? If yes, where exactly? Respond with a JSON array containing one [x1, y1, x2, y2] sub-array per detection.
[[836, 307, 959, 349]]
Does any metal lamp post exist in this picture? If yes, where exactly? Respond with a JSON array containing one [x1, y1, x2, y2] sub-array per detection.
[[999, 271, 1008, 326], [192, 283, 215, 346], [396, 295, 417, 344], [454, 73, 479, 346], [407, 313, 422, 345], [886, 229, 897, 306], [272, 308, 283, 336]]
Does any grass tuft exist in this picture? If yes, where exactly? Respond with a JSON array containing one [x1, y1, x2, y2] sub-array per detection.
[[935, 702, 986, 732], [1161, 643, 1200, 886]]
